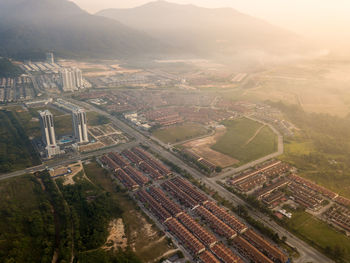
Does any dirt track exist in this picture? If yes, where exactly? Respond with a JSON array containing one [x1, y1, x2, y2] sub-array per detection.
[[183, 126, 238, 167]]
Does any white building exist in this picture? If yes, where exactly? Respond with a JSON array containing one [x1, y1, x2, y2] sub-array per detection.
[[39, 110, 60, 158], [46, 52, 54, 64], [60, 67, 84, 92], [74, 68, 83, 88], [72, 108, 89, 143]]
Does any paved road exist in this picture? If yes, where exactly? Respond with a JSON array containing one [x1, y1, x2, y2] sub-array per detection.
[[0, 140, 138, 181], [72, 102, 329, 263], [139, 140, 331, 263], [0, 98, 332, 263]]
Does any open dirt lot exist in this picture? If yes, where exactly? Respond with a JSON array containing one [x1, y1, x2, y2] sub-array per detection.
[[103, 218, 128, 251], [183, 126, 239, 167]]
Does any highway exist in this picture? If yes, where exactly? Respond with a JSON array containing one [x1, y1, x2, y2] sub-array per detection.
[[0, 98, 332, 263], [71, 99, 330, 263], [0, 140, 139, 181]]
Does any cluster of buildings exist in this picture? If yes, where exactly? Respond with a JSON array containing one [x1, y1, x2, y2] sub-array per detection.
[[90, 70, 178, 89], [22, 53, 90, 93], [60, 67, 84, 92], [229, 160, 291, 194], [0, 76, 36, 102], [100, 149, 288, 263], [182, 149, 217, 173], [100, 147, 171, 191], [325, 205, 350, 233], [226, 159, 350, 235], [38, 106, 88, 158]]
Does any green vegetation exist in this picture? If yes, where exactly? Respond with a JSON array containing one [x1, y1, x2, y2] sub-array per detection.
[[8, 106, 73, 138], [212, 118, 277, 164], [54, 115, 73, 136], [152, 122, 209, 144], [0, 164, 154, 262], [28, 106, 66, 117], [0, 110, 40, 173], [283, 210, 350, 262], [39, 171, 72, 262], [0, 175, 55, 263], [77, 249, 141, 263], [83, 161, 172, 262], [87, 112, 110, 126], [0, 58, 23, 77], [57, 171, 124, 259], [272, 101, 350, 198]]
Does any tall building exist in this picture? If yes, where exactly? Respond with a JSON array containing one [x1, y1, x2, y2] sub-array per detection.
[[39, 110, 60, 158], [74, 68, 83, 88], [46, 52, 54, 64], [72, 108, 89, 143], [60, 68, 75, 92], [60, 68, 84, 92]]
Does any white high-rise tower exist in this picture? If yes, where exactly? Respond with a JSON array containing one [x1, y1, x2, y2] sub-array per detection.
[[60, 68, 75, 92], [74, 68, 83, 88], [39, 110, 60, 158], [60, 68, 84, 91], [72, 108, 89, 143]]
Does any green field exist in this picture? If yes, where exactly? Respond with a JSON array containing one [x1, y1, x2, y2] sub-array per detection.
[[212, 118, 277, 164], [285, 210, 350, 262], [86, 111, 110, 126], [152, 122, 209, 144]]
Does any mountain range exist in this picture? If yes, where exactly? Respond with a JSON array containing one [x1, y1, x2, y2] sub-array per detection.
[[97, 1, 306, 58], [0, 0, 307, 60], [0, 0, 164, 60]]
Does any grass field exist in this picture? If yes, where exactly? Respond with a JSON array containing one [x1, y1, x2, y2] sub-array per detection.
[[152, 122, 209, 144], [211, 118, 277, 164], [86, 111, 110, 126], [285, 210, 350, 262], [84, 162, 172, 262], [281, 135, 350, 199]]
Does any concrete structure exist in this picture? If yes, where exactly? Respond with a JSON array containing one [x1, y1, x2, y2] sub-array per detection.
[[39, 110, 60, 158], [60, 68, 83, 92], [72, 108, 89, 143], [46, 52, 54, 64]]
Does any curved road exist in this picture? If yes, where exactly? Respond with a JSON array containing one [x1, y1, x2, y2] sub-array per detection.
[[0, 98, 331, 263]]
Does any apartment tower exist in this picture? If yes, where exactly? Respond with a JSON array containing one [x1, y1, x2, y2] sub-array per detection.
[[39, 110, 60, 157], [72, 108, 89, 143]]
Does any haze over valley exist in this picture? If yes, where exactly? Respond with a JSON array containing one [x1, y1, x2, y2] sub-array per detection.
[[1, 1, 350, 263]]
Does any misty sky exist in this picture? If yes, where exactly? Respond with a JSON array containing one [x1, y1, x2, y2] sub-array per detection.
[[73, 0, 350, 46]]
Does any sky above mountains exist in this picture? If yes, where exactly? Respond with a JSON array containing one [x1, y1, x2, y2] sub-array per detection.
[[73, 0, 350, 49]]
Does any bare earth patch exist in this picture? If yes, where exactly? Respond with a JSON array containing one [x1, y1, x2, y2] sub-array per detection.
[[103, 218, 128, 251], [183, 126, 239, 167], [50, 162, 84, 186]]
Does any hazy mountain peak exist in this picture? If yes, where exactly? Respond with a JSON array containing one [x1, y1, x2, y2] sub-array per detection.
[[97, 1, 305, 58], [0, 0, 166, 59]]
